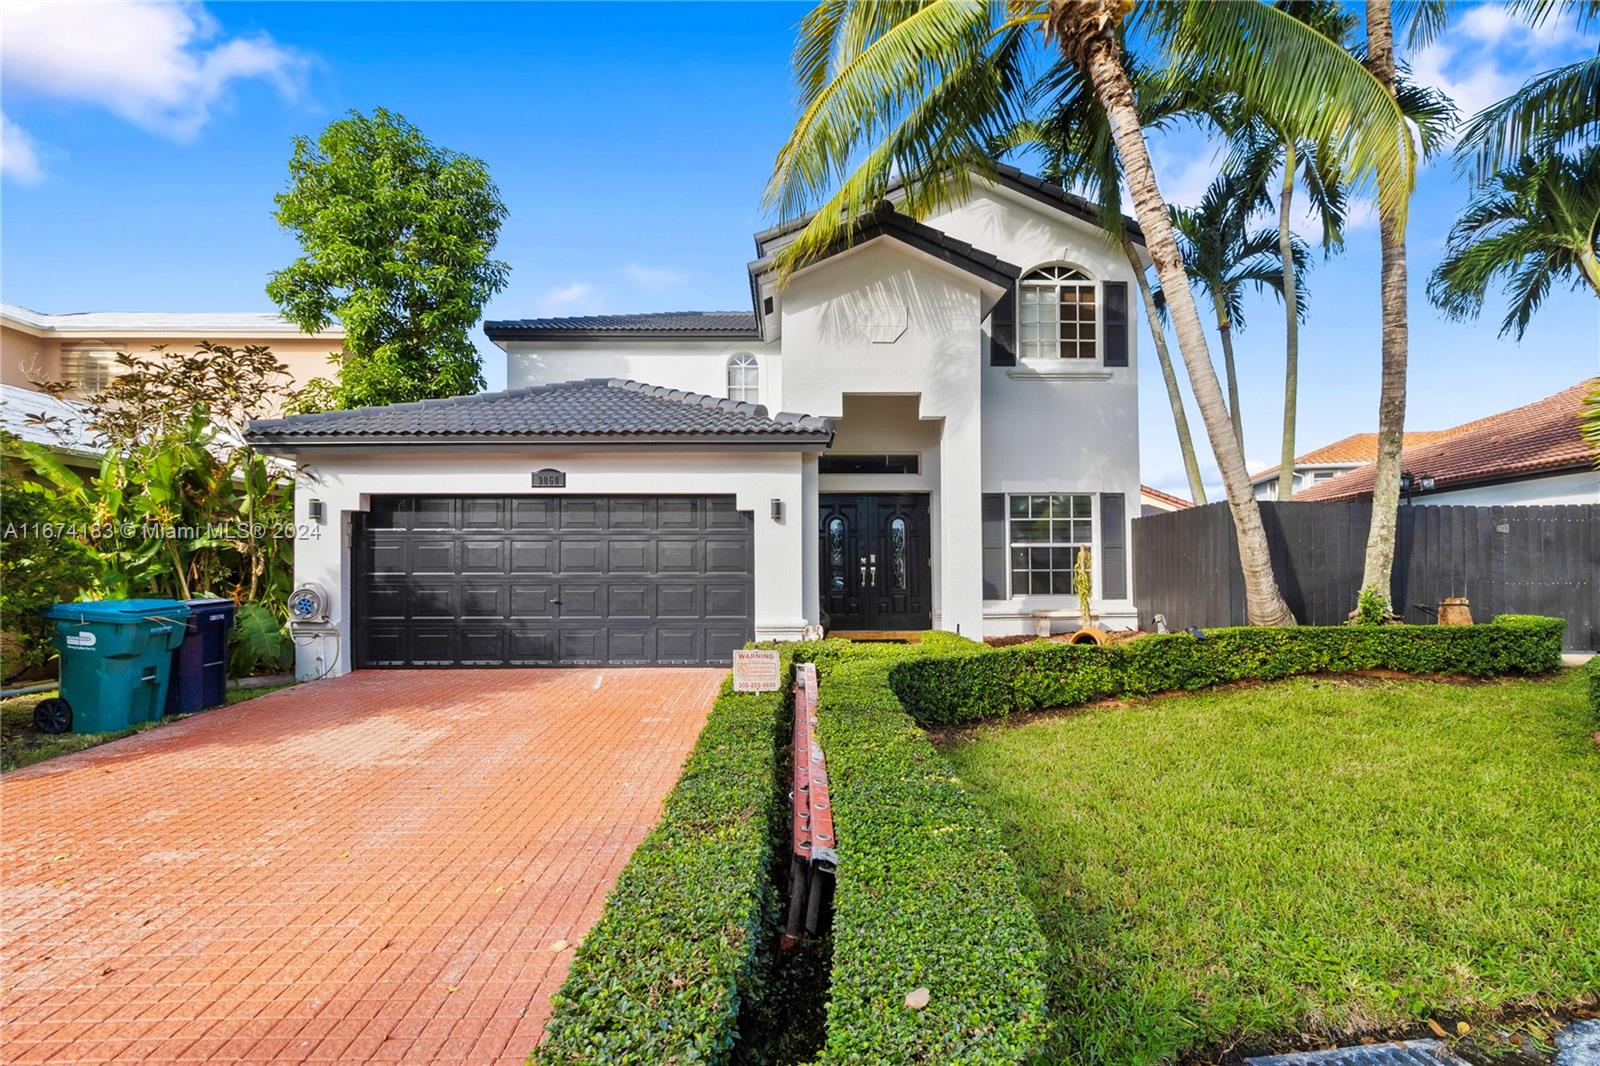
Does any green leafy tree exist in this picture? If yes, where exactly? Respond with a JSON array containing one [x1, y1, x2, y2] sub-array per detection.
[[766, 0, 1417, 626], [268, 108, 509, 410], [1427, 146, 1600, 337]]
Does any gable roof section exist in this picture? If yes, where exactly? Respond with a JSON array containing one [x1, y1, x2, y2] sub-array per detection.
[[245, 377, 834, 448], [1140, 484, 1193, 510], [484, 311, 759, 342], [1295, 380, 1597, 501], [750, 202, 1021, 288], [751, 165, 1144, 252]]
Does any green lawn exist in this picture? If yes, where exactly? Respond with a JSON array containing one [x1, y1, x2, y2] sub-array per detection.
[[1, 681, 294, 772], [943, 671, 1600, 1064]]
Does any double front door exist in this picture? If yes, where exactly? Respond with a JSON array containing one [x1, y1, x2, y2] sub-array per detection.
[[819, 494, 931, 631]]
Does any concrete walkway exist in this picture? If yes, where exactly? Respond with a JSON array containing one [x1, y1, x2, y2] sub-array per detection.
[[1, 668, 723, 1064]]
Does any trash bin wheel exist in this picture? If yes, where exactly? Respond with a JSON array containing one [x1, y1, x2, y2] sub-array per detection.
[[33, 697, 72, 735]]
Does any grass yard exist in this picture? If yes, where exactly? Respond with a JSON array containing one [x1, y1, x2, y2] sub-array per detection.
[[1, 681, 295, 772], [943, 671, 1600, 1064]]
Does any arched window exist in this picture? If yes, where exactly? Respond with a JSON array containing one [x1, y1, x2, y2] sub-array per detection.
[[726, 353, 760, 402], [1019, 266, 1097, 360]]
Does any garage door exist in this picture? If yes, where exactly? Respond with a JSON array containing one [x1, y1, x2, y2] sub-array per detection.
[[353, 495, 755, 667]]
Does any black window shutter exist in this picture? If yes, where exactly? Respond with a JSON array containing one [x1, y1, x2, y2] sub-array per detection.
[[989, 288, 1016, 366], [1103, 281, 1129, 367], [1099, 492, 1127, 599], [982, 494, 1007, 599]]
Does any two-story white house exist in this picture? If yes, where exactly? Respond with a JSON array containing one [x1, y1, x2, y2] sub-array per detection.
[[249, 168, 1146, 675]]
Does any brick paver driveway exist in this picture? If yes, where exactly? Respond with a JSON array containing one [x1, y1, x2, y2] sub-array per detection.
[[1, 668, 723, 1065]]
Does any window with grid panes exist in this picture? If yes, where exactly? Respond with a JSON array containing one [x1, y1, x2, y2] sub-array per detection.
[[1018, 266, 1097, 359], [1008, 494, 1093, 595]]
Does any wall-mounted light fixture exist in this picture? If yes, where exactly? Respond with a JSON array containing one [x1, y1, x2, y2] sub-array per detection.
[[770, 498, 784, 522], [1399, 472, 1436, 504], [309, 499, 326, 523]]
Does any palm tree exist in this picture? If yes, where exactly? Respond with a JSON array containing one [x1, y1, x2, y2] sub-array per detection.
[[1011, 56, 1213, 504], [1427, 146, 1600, 336], [766, 0, 1416, 626], [1228, 0, 1355, 500], [1356, 0, 1411, 613], [1167, 171, 1310, 457]]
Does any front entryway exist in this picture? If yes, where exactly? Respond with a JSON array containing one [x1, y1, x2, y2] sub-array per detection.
[[819, 493, 932, 631]]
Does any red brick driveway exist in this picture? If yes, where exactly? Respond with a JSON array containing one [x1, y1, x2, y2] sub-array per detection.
[[1, 668, 723, 1065]]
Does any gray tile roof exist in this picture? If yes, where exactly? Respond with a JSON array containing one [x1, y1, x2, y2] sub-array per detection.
[[245, 378, 833, 446], [484, 311, 759, 340]]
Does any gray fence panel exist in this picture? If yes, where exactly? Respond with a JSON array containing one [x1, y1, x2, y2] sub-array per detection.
[[1133, 501, 1599, 649]]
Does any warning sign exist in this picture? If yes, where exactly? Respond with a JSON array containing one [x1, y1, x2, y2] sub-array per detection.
[[731, 649, 781, 692]]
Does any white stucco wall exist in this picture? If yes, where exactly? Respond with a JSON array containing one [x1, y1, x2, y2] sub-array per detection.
[[779, 239, 989, 636], [284, 446, 815, 679], [504, 340, 783, 411], [924, 184, 1143, 630], [1415, 470, 1600, 506]]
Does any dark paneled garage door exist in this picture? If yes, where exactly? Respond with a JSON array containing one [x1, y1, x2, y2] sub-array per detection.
[[353, 495, 754, 667]]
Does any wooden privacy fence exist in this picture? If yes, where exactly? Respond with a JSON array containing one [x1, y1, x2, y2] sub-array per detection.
[[1133, 501, 1599, 649]]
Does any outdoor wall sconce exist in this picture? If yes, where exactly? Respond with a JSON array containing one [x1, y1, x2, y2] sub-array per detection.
[[309, 499, 326, 523], [1399, 472, 1435, 503], [771, 498, 784, 522]]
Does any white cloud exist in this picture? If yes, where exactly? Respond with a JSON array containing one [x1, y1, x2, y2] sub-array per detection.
[[624, 264, 687, 289], [534, 282, 600, 317], [1409, 39, 1517, 124], [1, 111, 44, 184], [0, 1, 305, 141]]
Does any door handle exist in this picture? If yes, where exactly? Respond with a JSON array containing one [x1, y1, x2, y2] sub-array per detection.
[[868, 553, 877, 588], [550, 599, 563, 606], [859, 557, 867, 584]]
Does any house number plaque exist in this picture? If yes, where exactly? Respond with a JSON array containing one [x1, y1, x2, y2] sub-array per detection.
[[532, 468, 567, 488]]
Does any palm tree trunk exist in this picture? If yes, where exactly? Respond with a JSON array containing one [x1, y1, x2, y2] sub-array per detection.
[[1578, 244, 1600, 297], [1276, 140, 1300, 501], [1075, 18, 1295, 625], [1216, 311, 1244, 455], [1359, 0, 1407, 609], [1123, 237, 1206, 504]]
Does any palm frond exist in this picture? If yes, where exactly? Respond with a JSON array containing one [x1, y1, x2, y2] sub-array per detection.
[[1454, 56, 1600, 183], [1167, 0, 1417, 228]]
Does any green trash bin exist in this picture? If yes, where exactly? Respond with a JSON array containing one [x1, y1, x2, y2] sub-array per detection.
[[38, 599, 191, 734]]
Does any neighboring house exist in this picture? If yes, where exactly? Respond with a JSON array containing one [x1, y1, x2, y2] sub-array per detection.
[[248, 167, 1148, 675], [1140, 484, 1192, 516], [1250, 431, 1458, 499], [0, 383, 101, 472], [1296, 380, 1598, 506], [1, 303, 343, 411]]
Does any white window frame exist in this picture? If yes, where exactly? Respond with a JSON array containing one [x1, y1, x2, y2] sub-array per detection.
[[1006, 492, 1095, 598], [726, 352, 760, 403], [1018, 265, 1099, 361]]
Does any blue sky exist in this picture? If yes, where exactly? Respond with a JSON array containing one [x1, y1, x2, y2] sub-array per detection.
[[3, 1, 1596, 498]]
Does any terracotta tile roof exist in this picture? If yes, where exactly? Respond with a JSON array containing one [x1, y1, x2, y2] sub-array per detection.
[[1295, 380, 1597, 502], [1140, 484, 1193, 509], [1250, 430, 1458, 482]]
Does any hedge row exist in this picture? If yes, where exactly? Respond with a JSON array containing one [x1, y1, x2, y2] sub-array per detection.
[[796, 641, 1049, 1064], [889, 615, 1567, 726], [532, 657, 791, 1065], [1588, 655, 1600, 719]]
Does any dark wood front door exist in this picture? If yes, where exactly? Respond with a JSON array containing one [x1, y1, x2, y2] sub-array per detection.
[[819, 494, 932, 631]]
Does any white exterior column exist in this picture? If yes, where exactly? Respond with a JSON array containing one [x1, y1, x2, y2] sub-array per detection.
[[935, 405, 984, 637]]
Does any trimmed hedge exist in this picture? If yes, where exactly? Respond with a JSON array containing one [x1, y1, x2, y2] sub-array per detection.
[[532, 657, 791, 1064], [890, 615, 1567, 726], [797, 642, 1049, 1064], [1587, 655, 1600, 719]]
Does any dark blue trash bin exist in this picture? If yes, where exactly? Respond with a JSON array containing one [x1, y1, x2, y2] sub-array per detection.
[[166, 598, 236, 716]]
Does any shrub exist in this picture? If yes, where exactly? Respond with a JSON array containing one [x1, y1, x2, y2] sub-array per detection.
[[795, 644, 1048, 1064], [890, 616, 1566, 726], [1587, 655, 1600, 720], [531, 658, 791, 1065]]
